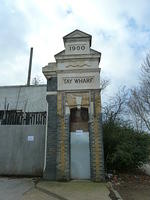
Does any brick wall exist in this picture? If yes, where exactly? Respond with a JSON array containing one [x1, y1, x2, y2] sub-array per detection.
[[89, 91, 105, 181], [56, 92, 70, 180], [44, 85, 104, 181]]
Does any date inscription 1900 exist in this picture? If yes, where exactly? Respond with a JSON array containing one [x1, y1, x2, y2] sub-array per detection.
[[69, 45, 85, 51]]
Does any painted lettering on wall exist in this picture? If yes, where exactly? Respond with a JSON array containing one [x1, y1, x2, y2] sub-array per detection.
[[63, 77, 94, 84]]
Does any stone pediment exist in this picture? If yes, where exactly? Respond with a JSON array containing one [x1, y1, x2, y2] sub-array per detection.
[[55, 50, 65, 57], [90, 49, 101, 56], [63, 29, 92, 47], [63, 29, 91, 39]]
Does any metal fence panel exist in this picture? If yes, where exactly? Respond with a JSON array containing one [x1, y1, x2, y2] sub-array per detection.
[[0, 125, 45, 176]]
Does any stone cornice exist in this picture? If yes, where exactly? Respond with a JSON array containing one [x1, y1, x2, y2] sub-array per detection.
[[42, 62, 57, 79], [55, 49, 101, 61], [57, 68, 101, 74]]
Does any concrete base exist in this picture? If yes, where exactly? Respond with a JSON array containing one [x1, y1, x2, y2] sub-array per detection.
[[0, 177, 112, 200]]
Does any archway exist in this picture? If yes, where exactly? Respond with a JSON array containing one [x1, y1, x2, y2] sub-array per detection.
[[70, 107, 89, 132], [70, 107, 90, 179]]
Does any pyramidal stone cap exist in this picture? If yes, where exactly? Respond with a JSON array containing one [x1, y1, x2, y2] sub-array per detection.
[[63, 29, 92, 47]]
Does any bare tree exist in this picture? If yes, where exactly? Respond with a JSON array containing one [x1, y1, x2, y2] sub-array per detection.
[[103, 87, 128, 123], [128, 53, 150, 132], [32, 76, 44, 85], [100, 78, 110, 91], [141, 53, 150, 86]]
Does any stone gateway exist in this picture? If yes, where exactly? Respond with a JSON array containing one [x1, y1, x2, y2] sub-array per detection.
[[42, 29, 104, 182]]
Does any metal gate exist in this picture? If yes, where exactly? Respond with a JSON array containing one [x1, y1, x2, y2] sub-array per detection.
[[71, 131, 90, 179]]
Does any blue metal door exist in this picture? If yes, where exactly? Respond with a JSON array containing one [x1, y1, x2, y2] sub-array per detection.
[[71, 131, 90, 179]]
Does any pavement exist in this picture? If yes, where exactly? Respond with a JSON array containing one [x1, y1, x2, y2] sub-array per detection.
[[0, 177, 112, 200]]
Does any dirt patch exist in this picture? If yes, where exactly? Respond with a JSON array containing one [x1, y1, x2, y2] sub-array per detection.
[[111, 173, 150, 200]]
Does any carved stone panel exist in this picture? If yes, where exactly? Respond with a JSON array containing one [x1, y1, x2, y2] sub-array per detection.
[[65, 41, 90, 55], [58, 72, 100, 91]]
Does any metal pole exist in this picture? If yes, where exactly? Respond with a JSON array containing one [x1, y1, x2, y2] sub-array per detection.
[[27, 47, 33, 86]]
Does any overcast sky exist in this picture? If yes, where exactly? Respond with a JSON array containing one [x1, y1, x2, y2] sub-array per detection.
[[0, 0, 150, 97]]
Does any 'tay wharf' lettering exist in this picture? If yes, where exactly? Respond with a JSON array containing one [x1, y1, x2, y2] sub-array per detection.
[[63, 77, 94, 84]]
